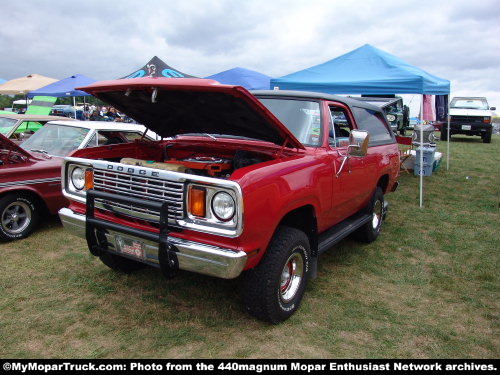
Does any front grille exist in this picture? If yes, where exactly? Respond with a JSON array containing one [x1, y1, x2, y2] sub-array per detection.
[[451, 115, 484, 124], [92, 168, 184, 222]]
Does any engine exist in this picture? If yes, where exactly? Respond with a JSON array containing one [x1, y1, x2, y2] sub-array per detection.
[[121, 151, 265, 178]]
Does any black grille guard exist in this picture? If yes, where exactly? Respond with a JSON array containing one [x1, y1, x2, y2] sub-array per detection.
[[85, 189, 178, 278]]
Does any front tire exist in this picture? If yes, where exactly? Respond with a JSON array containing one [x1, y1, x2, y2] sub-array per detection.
[[0, 193, 40, 241], [242, 226, 311, 323], [483, 129, 492, 143], [354, 187, 384, 243]]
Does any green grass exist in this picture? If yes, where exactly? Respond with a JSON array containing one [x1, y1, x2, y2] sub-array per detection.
[[1, 135, 499, 358]]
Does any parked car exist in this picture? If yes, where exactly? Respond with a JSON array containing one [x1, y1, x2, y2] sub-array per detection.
[[354, 96, 409, 135], [0, 113, 73, 142], [0, 121, 154, 241], [59, 78, 400, 323], [443, 97, 495, 143]]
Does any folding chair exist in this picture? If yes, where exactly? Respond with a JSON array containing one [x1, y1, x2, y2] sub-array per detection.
[[396, 135, 413, 174]]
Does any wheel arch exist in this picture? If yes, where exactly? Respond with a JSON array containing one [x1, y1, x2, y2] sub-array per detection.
[[0, 188, 49, 215], [274, 204, 318, 257], [377, 174, 390, 194]]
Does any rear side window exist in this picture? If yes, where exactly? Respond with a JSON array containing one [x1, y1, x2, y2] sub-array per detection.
[[352, 107, 394, 146]]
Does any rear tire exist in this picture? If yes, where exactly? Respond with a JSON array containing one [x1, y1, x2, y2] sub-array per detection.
[[440, 128, 449, 141], [0, 193, 40, 241], [242, 226, 311, 323], [99, 251, 144, 273], [354, 187, 384, 243]]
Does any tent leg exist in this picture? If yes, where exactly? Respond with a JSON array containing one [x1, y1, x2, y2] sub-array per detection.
[[419, 96, 424, 208], [446, 95, 451, 170], [73, 97, 77, 119]]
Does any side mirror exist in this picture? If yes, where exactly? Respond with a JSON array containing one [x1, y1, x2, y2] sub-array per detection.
[[490, 107, 496, 111], [348, 130, 370, 157]]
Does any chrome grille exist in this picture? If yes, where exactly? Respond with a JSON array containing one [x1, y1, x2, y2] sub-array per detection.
[[92, 168, 184, 222]]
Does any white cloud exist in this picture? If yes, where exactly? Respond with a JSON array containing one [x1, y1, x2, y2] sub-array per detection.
[[1, 0, 499, 113]]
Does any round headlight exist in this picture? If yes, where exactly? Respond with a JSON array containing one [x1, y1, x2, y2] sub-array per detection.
[[386, 114, 396, 122], [71, 167, 85, 190], [211, 192, 235, 222]]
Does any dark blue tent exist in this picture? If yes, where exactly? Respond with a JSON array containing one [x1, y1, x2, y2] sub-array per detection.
[[271, 44, 450, 95], [206, 67, 272, 90], [27, 74, 96, 98], [121, 56, 196, 78]]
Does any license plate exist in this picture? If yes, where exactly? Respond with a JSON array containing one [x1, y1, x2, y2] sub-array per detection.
[[462, 125, 471, 130], [115, 236, 145, 259]]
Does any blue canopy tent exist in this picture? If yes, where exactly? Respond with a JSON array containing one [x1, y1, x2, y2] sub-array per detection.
[[270, 44, 450, 95], [0, 78, 6, 84], [27, 74, 96, 98], [272, 44, 451, 208], [27, 74, 97, 119], [206, 67, 272, 90]]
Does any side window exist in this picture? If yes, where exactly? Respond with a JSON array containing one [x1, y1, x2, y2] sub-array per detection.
[[352, 107, 394, 146], [329, 106, 352, 148], [97, 131, 126, 146]]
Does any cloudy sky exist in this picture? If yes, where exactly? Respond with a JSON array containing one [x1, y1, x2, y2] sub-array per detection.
[[1, 0, 499, 114]]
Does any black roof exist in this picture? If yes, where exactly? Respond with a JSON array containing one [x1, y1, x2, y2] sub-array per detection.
[[250, 90, 383, 112], [353, 96, 401, 107]]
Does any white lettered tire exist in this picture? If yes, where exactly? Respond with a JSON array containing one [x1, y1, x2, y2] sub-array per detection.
[[242, 226, 311, 323]]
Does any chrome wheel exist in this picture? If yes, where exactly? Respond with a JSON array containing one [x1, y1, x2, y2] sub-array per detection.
[[372, 199, 383, 230], [1, 201, 32, 235], [279, 251, 304, 303]]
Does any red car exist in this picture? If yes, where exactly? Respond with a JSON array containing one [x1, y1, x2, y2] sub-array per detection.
[[0, 121, 154, 241], [59, 78, 400, 322]]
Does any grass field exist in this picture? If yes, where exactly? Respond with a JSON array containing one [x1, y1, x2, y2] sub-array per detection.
[[1, 135, 499, 359]]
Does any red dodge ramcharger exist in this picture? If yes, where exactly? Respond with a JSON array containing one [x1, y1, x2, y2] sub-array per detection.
[[59, 78, 400, 322]]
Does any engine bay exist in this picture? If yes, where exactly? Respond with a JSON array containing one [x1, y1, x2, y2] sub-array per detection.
[[120, 150, 269, 178]]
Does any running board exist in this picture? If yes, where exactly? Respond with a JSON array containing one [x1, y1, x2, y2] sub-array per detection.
[[318, 212, 372, 255]]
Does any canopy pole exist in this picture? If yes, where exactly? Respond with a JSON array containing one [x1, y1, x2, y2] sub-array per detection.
[[419, 95, 424, 208], [73, 96, 77, 119], [446, 95, 451, 170]]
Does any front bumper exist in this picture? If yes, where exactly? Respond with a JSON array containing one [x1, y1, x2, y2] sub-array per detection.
[[59, 207, 247, 279]]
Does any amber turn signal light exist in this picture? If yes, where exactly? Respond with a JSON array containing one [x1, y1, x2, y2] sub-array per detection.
[[84, 169, 94, 190], [189, 186, 206, 217]]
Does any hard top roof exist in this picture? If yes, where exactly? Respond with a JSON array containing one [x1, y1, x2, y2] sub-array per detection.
[[250, 90, 383, 112]]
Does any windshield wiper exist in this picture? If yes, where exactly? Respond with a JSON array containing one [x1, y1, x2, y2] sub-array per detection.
[[30, 149, 49, 155], [202, 133, 217, 140]]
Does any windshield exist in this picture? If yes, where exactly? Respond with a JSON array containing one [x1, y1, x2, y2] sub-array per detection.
[[450, 98, 489, 110], [257, 98, 322, 146], [20, 124, 89, 157], [0, 117, 18, 135]]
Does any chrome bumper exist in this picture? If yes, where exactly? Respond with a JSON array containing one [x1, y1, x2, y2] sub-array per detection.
[[58, 207, 247, 279]]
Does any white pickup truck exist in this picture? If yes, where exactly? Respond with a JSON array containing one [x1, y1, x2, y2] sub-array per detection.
[[442, 97, 495, 143]]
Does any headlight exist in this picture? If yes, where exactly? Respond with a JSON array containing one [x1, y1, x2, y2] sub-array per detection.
[[71, 167, 85, 190], [211, 192, 235, 221], [386, 114, 396, 122]]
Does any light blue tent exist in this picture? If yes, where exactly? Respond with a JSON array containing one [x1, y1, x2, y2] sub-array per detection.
[[206, 67, 272, 90], [270, 44, 450, 95], [0, 78, 6, 84]]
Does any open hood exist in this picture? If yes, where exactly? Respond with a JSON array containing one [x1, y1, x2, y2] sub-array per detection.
[[77, 78, 304, 149], [0, 133, 34, 160]]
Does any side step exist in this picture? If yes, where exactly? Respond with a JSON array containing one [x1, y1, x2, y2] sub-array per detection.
[[317, 212, 372, 255]]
